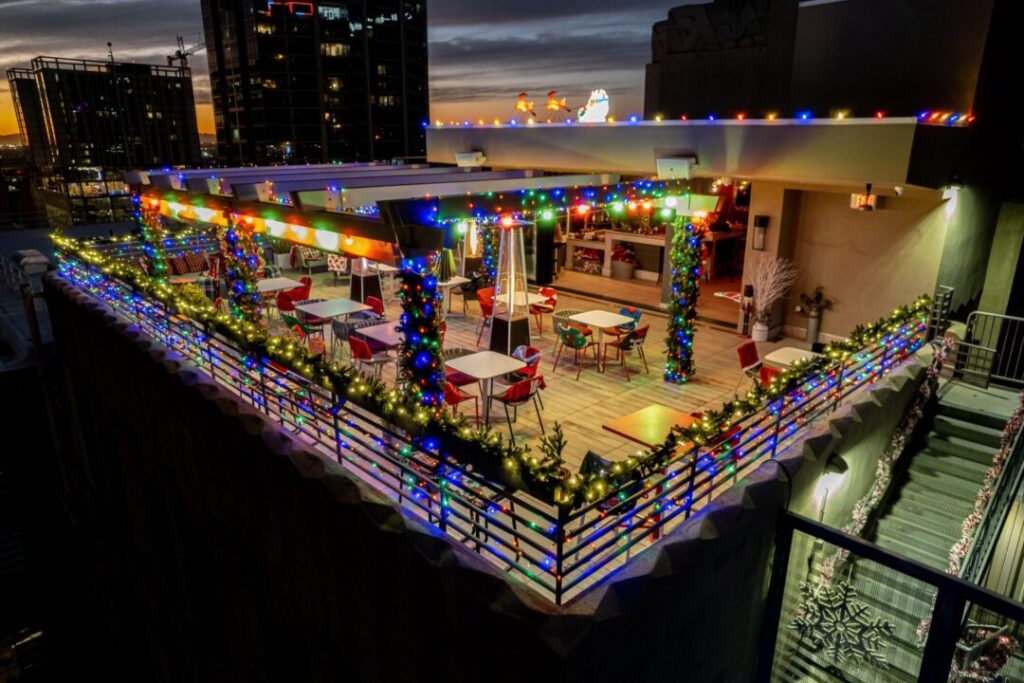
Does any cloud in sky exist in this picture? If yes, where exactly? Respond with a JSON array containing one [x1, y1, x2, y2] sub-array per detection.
[[0, 0, 679, 134]]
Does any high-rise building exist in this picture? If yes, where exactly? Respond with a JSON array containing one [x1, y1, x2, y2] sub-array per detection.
[[201, 0, 428, 166], [6, 57, 202, 228]]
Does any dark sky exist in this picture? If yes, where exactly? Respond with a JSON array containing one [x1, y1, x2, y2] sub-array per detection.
[[0, 0, 686, 135]]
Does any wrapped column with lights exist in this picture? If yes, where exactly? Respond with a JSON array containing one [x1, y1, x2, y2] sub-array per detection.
[[398, 253, 445, 412], [480, 225, 499, 287], [664, 221, 701, 383], [219, 213, 264, 321], [138, 195, 170, 283]]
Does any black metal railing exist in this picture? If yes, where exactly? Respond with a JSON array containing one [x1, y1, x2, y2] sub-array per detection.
[[759, 512, 1024, 682], [56, 254, 929, 605]]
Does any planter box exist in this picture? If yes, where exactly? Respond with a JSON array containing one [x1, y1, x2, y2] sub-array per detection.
[[610, 261, 636, 280]]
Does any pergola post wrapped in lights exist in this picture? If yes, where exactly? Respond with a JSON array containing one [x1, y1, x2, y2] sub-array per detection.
[[138, 195, 170, 283], [664, 221, 702, 383], [220, 213, 264, 321], [398, 253, 446, 411]]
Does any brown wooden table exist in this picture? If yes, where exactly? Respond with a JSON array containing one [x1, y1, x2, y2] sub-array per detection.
[[602, 404, 698, 449]]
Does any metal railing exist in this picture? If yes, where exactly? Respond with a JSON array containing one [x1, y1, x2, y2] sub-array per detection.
[[965, 311, 1024, 387], [55, 254, 928, 605], [758, 513, 1024, 682], [958, 401, 1024, 587]]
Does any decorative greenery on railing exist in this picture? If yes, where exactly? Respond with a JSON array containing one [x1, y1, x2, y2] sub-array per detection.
[[53, 234, 931, 513]]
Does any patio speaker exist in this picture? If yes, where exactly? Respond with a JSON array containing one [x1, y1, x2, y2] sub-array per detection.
[[656, 156, 697, 179], [455, 150, 487, 167]]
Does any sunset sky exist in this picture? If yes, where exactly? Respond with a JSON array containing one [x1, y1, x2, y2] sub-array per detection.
[[0, 0, 681, 137]]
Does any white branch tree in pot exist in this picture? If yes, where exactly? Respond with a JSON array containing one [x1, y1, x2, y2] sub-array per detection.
[[749, 254, 799, 341]]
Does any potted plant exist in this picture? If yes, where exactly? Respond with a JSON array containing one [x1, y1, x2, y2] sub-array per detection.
[[795, 287, 833, 345], [269, 237, 292, 269], [610, 243, 638, 280], [749, 254, 798, 341]]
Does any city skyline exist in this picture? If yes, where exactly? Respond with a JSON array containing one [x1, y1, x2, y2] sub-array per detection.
[[0, 0, 676, 137]]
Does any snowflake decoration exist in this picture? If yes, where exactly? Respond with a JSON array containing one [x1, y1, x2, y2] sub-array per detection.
[[791, 581, 894, 668]]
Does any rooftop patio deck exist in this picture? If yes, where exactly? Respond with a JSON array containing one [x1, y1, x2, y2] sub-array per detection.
[[272, 266, 800, 473]]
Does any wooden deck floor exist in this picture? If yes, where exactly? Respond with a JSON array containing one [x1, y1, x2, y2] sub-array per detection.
[[277, 268, 804, 473]]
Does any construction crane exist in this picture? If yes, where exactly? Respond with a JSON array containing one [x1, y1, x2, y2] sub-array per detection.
[[167, 35, 206, 68]]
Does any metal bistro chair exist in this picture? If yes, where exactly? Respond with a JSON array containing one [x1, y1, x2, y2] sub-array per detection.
[[529, 287, 558, 334], [553, 321, 598, 380], [444, 380, 479, 425], [601, 324, 651, 381], [736, 340, 763, 391], [294, 298, 327, 339], [489, 376, 546, 446], [603, 306, 642, 341], [475, 287, 495, 346], [348, 335, 393, 380]]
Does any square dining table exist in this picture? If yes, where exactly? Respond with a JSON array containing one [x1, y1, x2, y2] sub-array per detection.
[[602, 404, 698, 449], [569, 309, 636, 370], [444, 350, 526, 426], [256, 277, 303, 294], [295, 298, 371, 319], [354, 321, 403, 348]]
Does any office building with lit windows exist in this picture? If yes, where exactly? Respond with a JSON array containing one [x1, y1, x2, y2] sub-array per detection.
[[6, 57, 201, 228], [201, 0, 428, 165]]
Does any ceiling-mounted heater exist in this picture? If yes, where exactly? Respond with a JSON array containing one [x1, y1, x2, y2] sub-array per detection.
[[850, 183, 877, 211]]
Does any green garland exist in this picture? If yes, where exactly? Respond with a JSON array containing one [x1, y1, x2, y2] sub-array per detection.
[[664, 221, 700, 383], [53, 234, 930, 512]]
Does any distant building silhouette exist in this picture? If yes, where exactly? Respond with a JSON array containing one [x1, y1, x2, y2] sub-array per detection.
[[7, 57, 201, 227], [201, 0, 428, 165]]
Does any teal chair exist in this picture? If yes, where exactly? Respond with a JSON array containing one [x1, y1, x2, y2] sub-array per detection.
[[553, 322, 597, 380]]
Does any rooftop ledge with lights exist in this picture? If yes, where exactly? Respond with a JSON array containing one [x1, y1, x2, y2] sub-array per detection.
[[425, 114, 971, 191]]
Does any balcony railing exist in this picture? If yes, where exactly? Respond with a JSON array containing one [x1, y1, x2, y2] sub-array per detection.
[[55, 252, 929, 605]]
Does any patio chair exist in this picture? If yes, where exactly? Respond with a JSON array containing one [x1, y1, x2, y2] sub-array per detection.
[[281, 313, 314, 339], [352, 295, 385, 322], [759, 364, 782, 388], [294, 298, 327, 339], [444, 380, 479, 424], [454, 271, 481, 314], [553, 321, 598, 380], [297, 276, 313, 300], [602, 325, 650, 381], [552, 309, 594, 339], [736, 341, 763, 390], [496, 345, 545, 406], [348, 335, 393, 380], [327, 254, 349, 284], [604, 306, 642, 340], [476, 287, 495, 346], [490, 376, 546, 446], [294, 246, 327, 274], [276, 291, 297, 318], [529, 287, 558, 334]]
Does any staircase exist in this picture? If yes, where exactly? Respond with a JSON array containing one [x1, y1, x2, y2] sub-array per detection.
[[773, 389, 1008, 682]]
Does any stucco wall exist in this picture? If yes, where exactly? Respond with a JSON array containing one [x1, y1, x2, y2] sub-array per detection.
[[783, 190, 946, 337], [978, 202, 1024, 316]]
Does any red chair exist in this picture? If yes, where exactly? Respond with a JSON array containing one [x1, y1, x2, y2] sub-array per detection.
[[348, 335, 393, 380], [276, 291, 297, 316], [490, 377, 546, 446], [529, 287, 558, 334], [367, 295, 385, 318], [476, 287, 495, 346], [298, 276, 313, 300], [439, 321, 447, 347], [444, 380, 479, 424], [737, 341, 762, 380], [759, 365, 782, 388]]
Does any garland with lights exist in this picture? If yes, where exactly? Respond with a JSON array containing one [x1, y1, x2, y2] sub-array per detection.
[[218, 214, 264, 320], [397, 254, 446, 412], [664, 221, 701, 383], [138, 196, 170, 282], [480, 225, 499, 286], [52, 234, 931, 512]]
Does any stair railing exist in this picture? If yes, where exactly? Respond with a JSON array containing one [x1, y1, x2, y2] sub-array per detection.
[[958, 397, 1024, 587], [965, 311, 1024, 388]]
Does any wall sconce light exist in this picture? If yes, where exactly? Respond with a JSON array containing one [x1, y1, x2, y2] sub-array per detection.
[[815, 454, 849, 522], [752, 215, 769, 251]]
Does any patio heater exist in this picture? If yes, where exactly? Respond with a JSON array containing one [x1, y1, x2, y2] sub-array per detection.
[[350, 256, 384, 303], [489, 219, 531, 353]]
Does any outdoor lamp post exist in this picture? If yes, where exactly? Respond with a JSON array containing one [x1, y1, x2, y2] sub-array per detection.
[[816, 455, 849, 523]]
